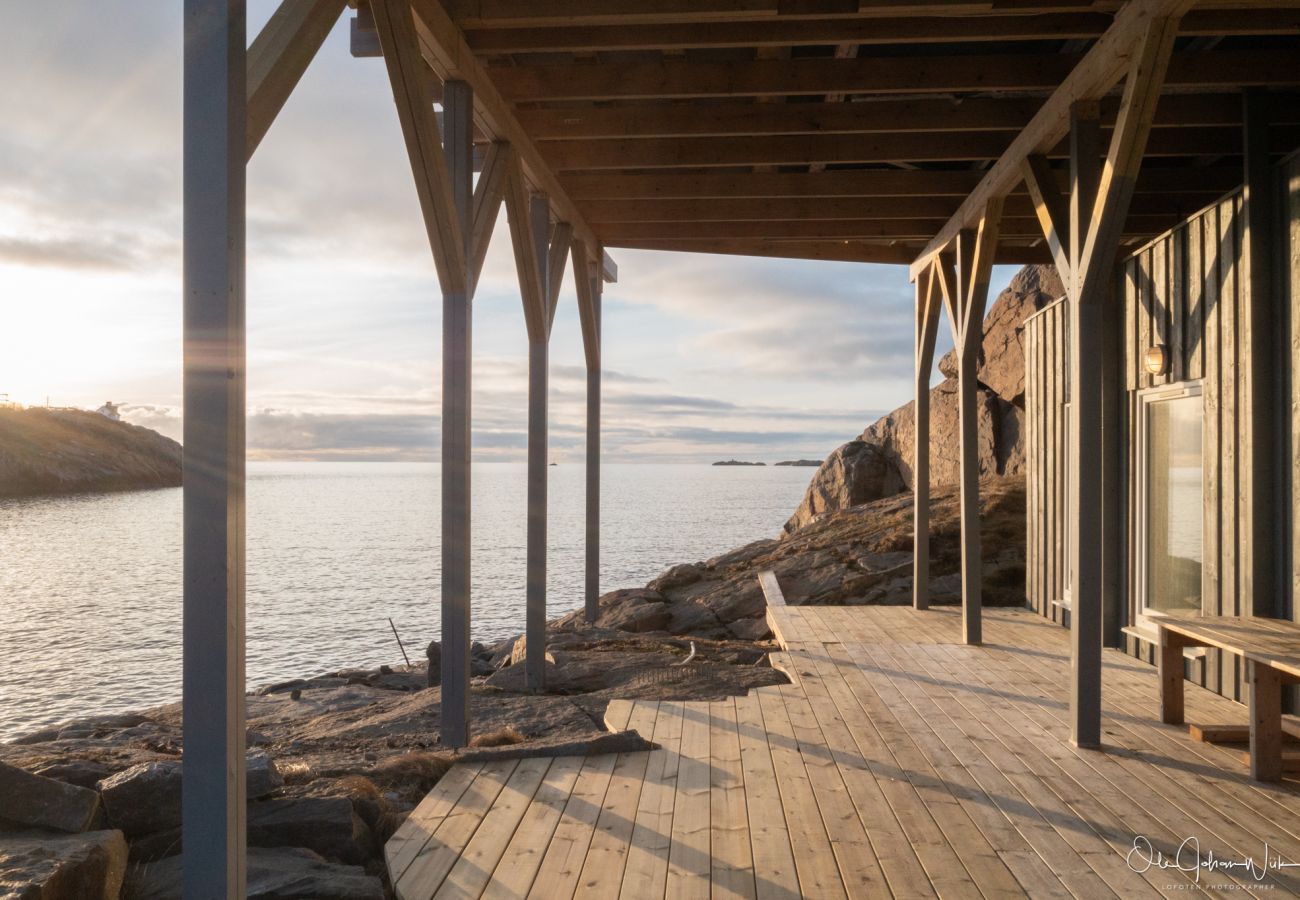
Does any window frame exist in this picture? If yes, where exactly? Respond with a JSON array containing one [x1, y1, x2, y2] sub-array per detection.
[[1133, 380, 1205, 633]]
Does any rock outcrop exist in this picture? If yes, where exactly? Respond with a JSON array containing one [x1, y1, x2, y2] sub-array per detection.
[[787, 264, 1063, 532], [0, 408, 181, 498], [0, 830, 127, 900]]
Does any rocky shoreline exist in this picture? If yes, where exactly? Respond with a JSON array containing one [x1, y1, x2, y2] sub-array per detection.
[[0, 476, 1024, 900], [0, 408, 181, 498]]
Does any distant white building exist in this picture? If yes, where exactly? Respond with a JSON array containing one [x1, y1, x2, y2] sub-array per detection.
[[96, 401, 121, 422]]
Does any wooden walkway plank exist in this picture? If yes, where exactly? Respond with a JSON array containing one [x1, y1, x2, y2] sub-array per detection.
[[733, 691, 802, 900], [527, 753, 620, 899], [574, 702, 660, 899], [396, 760, 522, 900], [481, 755, 586, 900], [435, 756, 555, 899], [755, 685, 849, 899], [666, 701, 714, 900], [709, 698, 758, 900], [619, 699, 686, 899], [387, 762, 486, 884], [922, 636, 1283, 894]]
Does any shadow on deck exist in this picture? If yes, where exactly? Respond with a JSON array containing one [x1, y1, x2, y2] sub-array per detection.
[[385, 605, 1300, 899]]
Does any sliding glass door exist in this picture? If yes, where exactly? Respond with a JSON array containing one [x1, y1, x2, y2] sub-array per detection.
[[1137, 384, 1204, 629]]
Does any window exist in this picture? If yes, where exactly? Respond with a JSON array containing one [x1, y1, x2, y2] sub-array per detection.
[[1136, 384, 1204, 629]]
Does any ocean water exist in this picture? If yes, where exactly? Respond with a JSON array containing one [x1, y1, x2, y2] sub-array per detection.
[[0, 462, 812, 740]]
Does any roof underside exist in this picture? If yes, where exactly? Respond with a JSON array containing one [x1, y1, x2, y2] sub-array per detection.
[[361, 1, 1300, 267]]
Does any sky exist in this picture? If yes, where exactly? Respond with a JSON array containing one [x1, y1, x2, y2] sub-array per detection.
[[0, 3, 1018, 463]]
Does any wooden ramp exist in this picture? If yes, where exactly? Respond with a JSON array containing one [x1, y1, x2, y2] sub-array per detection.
[[387, 605, 1300, 899]]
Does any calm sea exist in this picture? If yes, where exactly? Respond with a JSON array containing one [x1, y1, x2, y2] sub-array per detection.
[[0, 462, 812, 740]]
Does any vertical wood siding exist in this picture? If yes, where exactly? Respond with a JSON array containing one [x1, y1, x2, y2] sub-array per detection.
[[1024, 298, 1069, 622], [1119, 190, 1251, 700]]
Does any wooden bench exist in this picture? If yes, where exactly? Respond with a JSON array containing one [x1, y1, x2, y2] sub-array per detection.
[[1150, 612, 1300, 781]]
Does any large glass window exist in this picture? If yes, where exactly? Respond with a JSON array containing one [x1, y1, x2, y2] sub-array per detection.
[[1140, 387, 1203, 625]]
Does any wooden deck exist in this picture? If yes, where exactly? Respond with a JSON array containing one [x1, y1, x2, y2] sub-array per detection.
[[386, 605, 1300, 898]]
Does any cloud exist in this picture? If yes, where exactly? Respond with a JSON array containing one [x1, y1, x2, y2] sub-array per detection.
[[0, 234, 145, 271]]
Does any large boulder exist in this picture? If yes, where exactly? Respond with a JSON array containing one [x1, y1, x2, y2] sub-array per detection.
[[247, 798, 372, 864], [96, 753, 283, 837], [0, 829, 126, 900], [126, 846, 384, 900], [786, 264, 1061, 533], [0, 762, 100, 834]]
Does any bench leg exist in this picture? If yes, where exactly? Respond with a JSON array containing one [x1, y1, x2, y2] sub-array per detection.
[[1248, 660, 1283, 782], [1158, 628, 1185, 725]]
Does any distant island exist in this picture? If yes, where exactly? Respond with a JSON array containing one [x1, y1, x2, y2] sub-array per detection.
[[0, 407, 181, 498], [712, 460, 766, 467], [775, 459, 823, 467]]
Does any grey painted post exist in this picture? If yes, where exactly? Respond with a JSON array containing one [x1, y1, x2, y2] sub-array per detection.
[[956, 291, 982, 645], [525, 195, 551, 691], [1068, 103, 1104, 749], [584, 276, 602, 623], [440, 81, 474, 748], [182, 0, 247, 895], [1242, 89, 1279, 619], [914, 278, 933, 610]]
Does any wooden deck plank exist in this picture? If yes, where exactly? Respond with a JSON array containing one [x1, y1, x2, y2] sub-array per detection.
[[709, 698, 757, 900], [387, 762, 486, 882], [733, 692, 801, 900], [388, 605, 1300, 899], [435, 756, 554, 900], [666, 701, 714, 899], [396, 760, 522, 900], [619, 699, 686, 899], [574, 703, 660, 899], [527, 753, 620, 899], [481, 756, 586, 900], [755, 685, 848, 898]]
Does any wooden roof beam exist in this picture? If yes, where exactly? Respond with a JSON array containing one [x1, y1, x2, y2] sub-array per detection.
[[910, 0, 1197, 279], [605, 238, 1051, 266], [598, 217, 1179, 242], [407, 0, 614, 278], [519, 93, 1289, 141], [538, 125, 1296, 171], [577, 191, 1224, 224], [489, 49, 1300, 102], [561, 166, 1242, 200], [463, 9, 1300, 53]]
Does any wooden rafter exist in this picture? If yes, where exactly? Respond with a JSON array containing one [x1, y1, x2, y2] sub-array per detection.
[[371, 0, 466, 294], [462, 9, 1300, 53], [488, 50, 1297, 103], [517, 93, 1271, 141], [562, 166, 1242, 201], [469, 141, 512, 291], [247, 0, 346, 161], [572, 242, 601, 370], [408, 0, 608, 276], [910, 0, 1198, 279], [1021, 154, 1071, 280]]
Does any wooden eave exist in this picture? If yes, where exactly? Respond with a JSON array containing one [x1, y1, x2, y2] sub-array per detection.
[[356, 0, 1300, 268]]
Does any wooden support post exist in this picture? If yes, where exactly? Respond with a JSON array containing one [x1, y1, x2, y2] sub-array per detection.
[[525, 194, 550, 693], [1069, 17, 1179, 749], [1248, 660, 1283, 781], [182, 1, 247, 895], [1157, 627, 1186, 724], [439, 80, 474, 745], [1242, 89, 1280, 618], [913, 265, 941, 610], [934, 199, 1001, 645], [574, 245, 603, 623]]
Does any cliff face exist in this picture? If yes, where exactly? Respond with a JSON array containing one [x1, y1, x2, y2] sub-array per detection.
[[0, 408, 181, 498], [786, 264, 1064, 533]]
